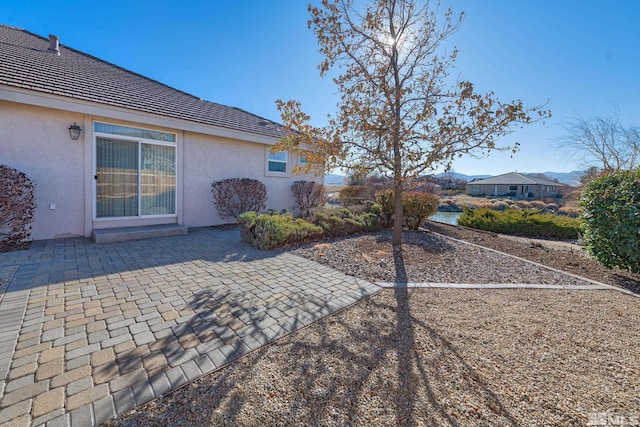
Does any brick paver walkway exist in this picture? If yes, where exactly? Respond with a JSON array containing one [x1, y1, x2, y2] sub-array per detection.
[[0, 228, 380, 427]]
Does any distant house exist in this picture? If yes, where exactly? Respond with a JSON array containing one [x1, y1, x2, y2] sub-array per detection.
[[0, 25, 317, 241], [466, 172, 567, 199]]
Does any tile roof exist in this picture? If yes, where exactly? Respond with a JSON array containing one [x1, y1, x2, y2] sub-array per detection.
[[0, 25, 286, 139], [470, 172, 566, 186]]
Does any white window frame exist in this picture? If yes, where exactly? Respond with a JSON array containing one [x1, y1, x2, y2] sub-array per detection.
[[93, 121, 177, 221], [265, 147, 289, 177]]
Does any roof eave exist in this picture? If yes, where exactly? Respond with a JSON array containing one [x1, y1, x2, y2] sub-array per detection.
[[0, 84, 283, 145]]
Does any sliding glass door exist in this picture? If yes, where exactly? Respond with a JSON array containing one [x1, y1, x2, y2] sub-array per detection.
[[140, 144, 175, 215], [95, 123, 176, 219], [96, 138, 138, 217]]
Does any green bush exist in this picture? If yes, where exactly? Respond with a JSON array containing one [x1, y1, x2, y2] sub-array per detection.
[[375, 189, 439, 230], [375, 189, 395, 226], [237, 211, 258, 243], [458, 207, 581, 239], [238, 205, 383, 250], [312, 206, 381, 237], [580, 170, 640, 273], [237, 212, 322, 250]]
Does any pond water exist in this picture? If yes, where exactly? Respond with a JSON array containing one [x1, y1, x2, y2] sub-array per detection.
[[429, 211, 462, 225]]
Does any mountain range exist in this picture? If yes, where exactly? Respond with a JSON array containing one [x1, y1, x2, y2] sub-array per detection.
[[440, 171, 584, 186], [325, 171, 584, 186]]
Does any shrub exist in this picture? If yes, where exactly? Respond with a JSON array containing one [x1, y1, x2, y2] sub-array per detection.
[[238, 206, 382, 250], [237, 211, 257, 243], [580, 170, 640, 273], [375, 189, 395, 226], [458, 207, 581, 239], [0, 165, 36, 251], [402, 192, 439, 230], [529, 200, 547, 211], [212, 178, 267, 220], [339, 185, 371, 206], [375, 190, 439, 230], [311, 206, 381, 237], [492, 201, 509, 211], [438, 199, 462, 212], [515, 201, 532, 210], [556, 206, 579, 218], [291, 181, 326, 219], [237, 212, 322, 250]]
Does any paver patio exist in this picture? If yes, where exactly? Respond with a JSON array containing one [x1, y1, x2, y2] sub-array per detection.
[[0, 228, 381, 427]]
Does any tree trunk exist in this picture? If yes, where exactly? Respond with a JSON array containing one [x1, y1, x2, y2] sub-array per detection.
[[392, 180, 403, 246]]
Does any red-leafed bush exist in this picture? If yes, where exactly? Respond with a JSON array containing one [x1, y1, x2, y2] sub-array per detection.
[[291, 181, 326, 218], [211, 178, 267, 220], [1, 165, 36, 251]]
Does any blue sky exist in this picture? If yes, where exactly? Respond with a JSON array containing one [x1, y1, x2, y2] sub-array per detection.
[[3, 1, 639, 176]]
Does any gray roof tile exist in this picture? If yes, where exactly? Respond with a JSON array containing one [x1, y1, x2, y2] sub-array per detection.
[[0, 25, 286, 139], [471, 172, 566, 186]]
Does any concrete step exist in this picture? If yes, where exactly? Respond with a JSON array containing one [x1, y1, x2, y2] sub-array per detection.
[[92, 224, 188, 243]]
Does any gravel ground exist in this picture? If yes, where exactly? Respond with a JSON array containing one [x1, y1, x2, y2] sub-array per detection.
[[422, 221, 640, 292], [289, 230, 593, 286], [107, 227, 640, 426], [109, 289, 640, 426]]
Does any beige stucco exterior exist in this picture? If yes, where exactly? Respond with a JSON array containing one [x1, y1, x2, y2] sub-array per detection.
[[0, 101, 86, 239], [181, 131, 299, 227], [1, 93, 317, 241], [466, 182, 566, 198]]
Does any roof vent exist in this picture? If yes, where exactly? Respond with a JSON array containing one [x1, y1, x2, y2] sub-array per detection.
[[47, 34, 60, 55]]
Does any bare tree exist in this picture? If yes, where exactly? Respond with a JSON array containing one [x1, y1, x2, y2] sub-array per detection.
[[578, 166, 602, 187], [559, 108, 640, 172], [275, 0, 549, 245]]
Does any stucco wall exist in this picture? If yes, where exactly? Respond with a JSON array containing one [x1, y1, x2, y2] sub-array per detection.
[[0, 101, 85, 240], [182, 131, 315, 227], [2, 100, 319, 240]]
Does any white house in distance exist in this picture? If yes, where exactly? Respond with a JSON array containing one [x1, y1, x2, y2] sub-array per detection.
[[466, 172, 567, 199], [0, 25, 316, 241]]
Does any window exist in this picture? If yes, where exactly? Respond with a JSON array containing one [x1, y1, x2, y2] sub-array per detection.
[[95, 122, 176, 218], [267, 149, 287, 173], [509, 185, 518, 191], [298, 154, 308, 165], [94, 122, 175, 142]]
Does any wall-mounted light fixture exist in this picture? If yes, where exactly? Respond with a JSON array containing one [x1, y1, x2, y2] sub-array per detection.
[[68, 122, 81, 140]]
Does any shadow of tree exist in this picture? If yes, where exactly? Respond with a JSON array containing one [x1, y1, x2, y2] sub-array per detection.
[[612, 273, 640, 294], [108, 246, 522, 426], [392, 245, 418, 425], [105, 279, 378, 426]]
